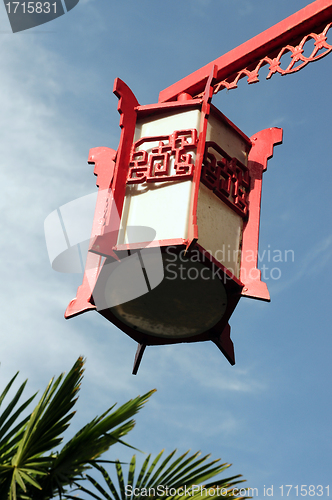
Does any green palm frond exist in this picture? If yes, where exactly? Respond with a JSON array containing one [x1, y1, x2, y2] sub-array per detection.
[[71, 450, 250, 500], [0, 374, 38, 498], [0, 374, 37, 460], [41, 390, 155, 497], [1, 357, 86, 500], [0, 357, 155, 500]]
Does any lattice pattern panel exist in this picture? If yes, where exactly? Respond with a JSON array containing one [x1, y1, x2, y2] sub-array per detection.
[[127, 129, 198, 184], [196, 22, 332, 97], [201, 141, 250, 218]]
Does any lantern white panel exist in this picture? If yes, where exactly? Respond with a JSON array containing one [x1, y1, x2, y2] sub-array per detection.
[[196, 183, 243, 279], [119, 180, 193, 244], [118, 109, 201, 246], [135, 108, 201, 138], [206, 111, 250, 164]]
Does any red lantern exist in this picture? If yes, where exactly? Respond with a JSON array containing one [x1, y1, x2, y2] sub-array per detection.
[[65, 70, 282, 373]]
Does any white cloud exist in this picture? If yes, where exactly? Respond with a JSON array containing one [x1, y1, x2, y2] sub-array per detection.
[[0, 35, 95, 385], [268, 235, 332, 295]]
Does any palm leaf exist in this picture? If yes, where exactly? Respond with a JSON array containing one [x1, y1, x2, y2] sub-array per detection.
[[13, 357, 84, 465], [127, 455, 136, 491], [0, 376, 37, 461], [78, 450, 250, 500], [41, 389, 155, 497], [0, 357, 155, 500], [0, 358, 85, 500]]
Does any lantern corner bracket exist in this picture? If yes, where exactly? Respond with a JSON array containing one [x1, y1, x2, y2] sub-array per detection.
[[240, 127, 283, 302]]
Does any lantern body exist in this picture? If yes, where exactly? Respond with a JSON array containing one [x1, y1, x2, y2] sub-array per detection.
[[65, 78, 282, 373], [89, 95, 251, 359]]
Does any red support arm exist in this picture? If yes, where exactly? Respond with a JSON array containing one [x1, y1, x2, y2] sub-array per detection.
[[159, 0, 332, 102]]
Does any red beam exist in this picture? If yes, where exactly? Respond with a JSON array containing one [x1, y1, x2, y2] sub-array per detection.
[[159, 0, 332, 102]]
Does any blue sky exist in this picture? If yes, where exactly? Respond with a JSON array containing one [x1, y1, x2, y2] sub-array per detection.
[[0, 0, 331, 498]]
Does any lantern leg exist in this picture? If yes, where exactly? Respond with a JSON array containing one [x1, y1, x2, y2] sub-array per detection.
[[65, 147, 117, 319], [132, 343, 146, 375], [212, 323, 235, 366], [90, 79, 139, 258]]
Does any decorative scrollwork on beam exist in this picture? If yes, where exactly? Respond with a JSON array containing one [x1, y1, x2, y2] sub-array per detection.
[[196, 23, 332, 97]]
